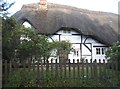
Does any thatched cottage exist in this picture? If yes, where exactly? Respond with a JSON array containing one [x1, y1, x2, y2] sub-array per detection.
[[13, 0, 120, 63]]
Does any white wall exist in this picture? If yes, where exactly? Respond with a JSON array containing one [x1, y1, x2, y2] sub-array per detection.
[[48, 29, 108, 63]]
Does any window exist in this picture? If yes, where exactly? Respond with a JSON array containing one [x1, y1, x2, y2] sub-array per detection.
[[96, 48, 100, 55], [76, 51, 79, 56], [63, 30, 71, 34], [102, 48, 106, 55], [63, 30, 67, 33], [68, 29, 71, 33], [23, 21, 32, 28], [73, 50, 79, 57], [96, 47, 107, 55]]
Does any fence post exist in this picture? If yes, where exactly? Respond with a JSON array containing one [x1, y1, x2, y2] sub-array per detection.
[[23, 60, 26, 71], [32, 59, 35, 72], [4, 60, 8, 86], [86, 59, 88, 79], [55, 59, 58, 78], [103, 59, 106, 79], [77, 59, 80, 79], [68, 59, 71, 78], [106, 59, 109, 79], [28, 58, 31, 72], [41, 60, 44, 80], [51, 59, 53, 78], [90, 59, 93, 79], [110, 60, 115, 79], [11, 60, 15, 72], [99, 59, 102, 79], [46, 59, 49, 78], [81, 59, 84, 79], [93, 59, 97, 79], [64, 59, 66, 78], [73, 59, 75, 79], [59, 61, 62, 79], [37, 59, 40, 84], [9, 60, 12, 74], [115, 60, 118, 71]]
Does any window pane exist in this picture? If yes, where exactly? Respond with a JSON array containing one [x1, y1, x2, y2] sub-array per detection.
[[96, 48, 100, 55], [102, 48, 105, 55]]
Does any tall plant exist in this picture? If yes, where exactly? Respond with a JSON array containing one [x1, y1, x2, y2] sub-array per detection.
[[106, 42, 120, 70]]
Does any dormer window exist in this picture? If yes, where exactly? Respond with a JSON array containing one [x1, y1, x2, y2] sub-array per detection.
[[63, 30, 67, 33], [68, 29, 71, 33], [23, 21, 32, 28], [63, 30, 71, 34]]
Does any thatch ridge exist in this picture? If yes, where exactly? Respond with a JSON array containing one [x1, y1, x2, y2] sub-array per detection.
[[48, 3, 116, 15]]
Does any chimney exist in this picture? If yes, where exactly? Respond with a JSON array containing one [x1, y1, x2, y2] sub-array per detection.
[[39, 0, 47, 10]]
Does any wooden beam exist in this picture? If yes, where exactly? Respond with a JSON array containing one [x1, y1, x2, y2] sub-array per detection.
[[83, 43, 92, 52]]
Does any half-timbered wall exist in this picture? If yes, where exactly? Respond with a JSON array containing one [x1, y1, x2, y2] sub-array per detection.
[[48, 29, 108, 63]]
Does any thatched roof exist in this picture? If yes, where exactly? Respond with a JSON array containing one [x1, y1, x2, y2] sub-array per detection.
[[13, 3, 120, 46]]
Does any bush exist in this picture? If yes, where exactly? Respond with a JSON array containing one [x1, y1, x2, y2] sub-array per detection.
[[5, 68, 119, 87], [6, 69, 37, 87]]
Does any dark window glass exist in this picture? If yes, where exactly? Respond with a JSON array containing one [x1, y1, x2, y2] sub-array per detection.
[[102, 48, 106, 55], [96, 48, 100, 55]]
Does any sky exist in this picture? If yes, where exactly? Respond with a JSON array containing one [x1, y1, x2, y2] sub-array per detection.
[[5, 0, 120, 15]]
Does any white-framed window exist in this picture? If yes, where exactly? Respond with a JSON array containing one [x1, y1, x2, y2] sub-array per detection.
[[96, 47, 106, 55], [96, 48, 101, 55], [63, 30, 71, 34]]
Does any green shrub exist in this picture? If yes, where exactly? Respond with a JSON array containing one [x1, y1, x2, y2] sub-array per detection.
[[5, 68, 119, 87], [6, 69, 37, 87]]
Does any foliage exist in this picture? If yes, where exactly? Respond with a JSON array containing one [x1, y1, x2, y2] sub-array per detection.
[[5, 69, 119, 87], [2, 17, 21, 61], [54, 40, 72, 55], [106, 42, 120, 70], [0, 0, 15, 18], [106, 42, 120, 85], [106, 42, 120, 61], [51, 40, 73, 63], [2, 17, 72, 62], [6, 69, 37, 87]]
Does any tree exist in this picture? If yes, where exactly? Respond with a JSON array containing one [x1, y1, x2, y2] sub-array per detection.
[[1, 0, 15, 61], [2, 17, 20, 61], [2, 17, 72, 63], [106, 42, 120, 70], [0, 0, 15, 18], [2, 17, 49, 62], [16, 29, 52, 62], [53, 40, 73, 63]]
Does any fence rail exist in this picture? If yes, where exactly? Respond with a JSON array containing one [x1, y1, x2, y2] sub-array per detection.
[[2, 59, 118, 86]]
